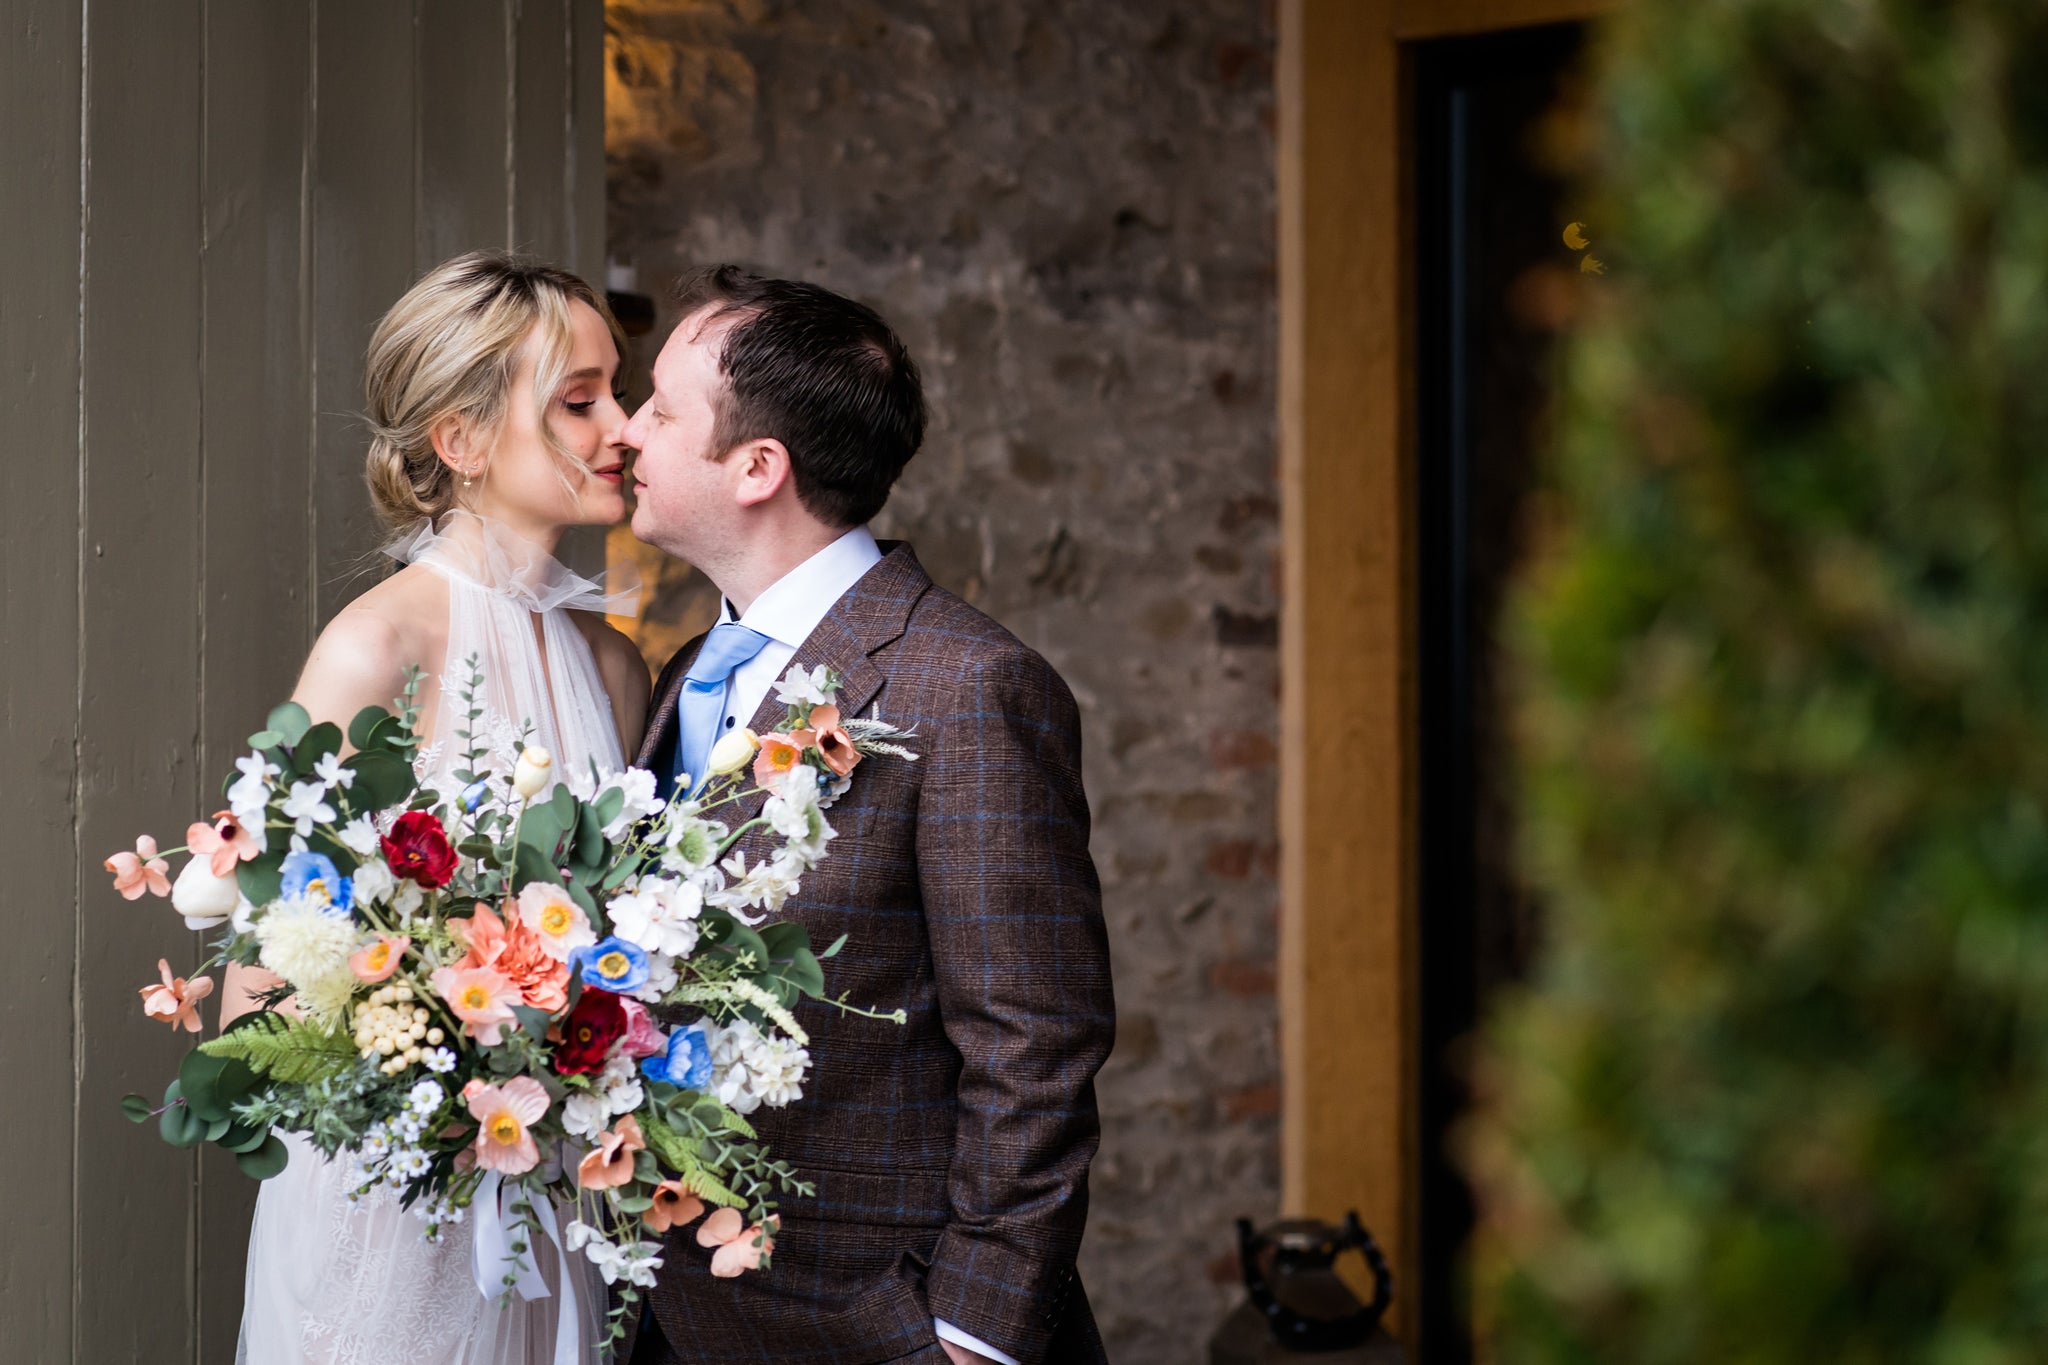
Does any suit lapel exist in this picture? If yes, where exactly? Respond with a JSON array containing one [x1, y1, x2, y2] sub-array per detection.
[[719, 543, 927, 830]]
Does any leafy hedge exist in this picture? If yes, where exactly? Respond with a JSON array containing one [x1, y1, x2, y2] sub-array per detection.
[[1473, 3, 2048, 1361]]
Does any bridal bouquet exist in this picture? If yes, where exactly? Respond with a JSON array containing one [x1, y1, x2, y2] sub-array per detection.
[[111, 659, 914, 1345]]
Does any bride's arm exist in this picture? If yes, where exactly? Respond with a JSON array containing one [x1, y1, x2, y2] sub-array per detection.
[[221, 606, 413, 1030]]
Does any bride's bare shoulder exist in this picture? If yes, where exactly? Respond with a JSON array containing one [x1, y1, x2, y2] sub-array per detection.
[[295, 566, 447, 721]]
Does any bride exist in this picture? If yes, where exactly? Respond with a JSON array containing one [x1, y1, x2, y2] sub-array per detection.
[[223, 251, 651, 1364]]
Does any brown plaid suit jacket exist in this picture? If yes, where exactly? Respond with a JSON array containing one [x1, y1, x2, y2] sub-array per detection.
[[623, 543, 1115, 1365]]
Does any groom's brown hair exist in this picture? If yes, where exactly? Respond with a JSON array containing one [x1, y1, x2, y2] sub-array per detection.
[[673, 265, 925, 528]]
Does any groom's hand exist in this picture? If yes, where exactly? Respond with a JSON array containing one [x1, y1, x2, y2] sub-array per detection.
[[940, 1342, 1000, 1365]]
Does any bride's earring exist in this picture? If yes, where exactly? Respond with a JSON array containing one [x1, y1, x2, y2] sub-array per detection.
[[462, 466, 477, 488]]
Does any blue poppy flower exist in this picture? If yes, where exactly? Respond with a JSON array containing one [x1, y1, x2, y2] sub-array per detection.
[[460, 778, 491, 812], [570, 936, 650, 994], [641, 1022, 714, 1090], [280, 850, 353, 914]]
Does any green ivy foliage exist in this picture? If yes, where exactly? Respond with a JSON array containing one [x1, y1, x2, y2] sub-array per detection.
[[1475, 3, 2048, 1361]]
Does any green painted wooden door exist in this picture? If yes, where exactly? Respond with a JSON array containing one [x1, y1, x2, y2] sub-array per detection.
[[0, 2, 604, 1359]]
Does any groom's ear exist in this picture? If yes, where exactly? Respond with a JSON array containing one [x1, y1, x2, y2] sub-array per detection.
[[731, 437, 793, 510]]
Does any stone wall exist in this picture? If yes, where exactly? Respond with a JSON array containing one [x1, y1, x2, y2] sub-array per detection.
[[604, 4, 1279, 1358]]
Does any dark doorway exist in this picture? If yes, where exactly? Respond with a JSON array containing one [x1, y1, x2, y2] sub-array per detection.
[[1413, 21, 1588, 1365]]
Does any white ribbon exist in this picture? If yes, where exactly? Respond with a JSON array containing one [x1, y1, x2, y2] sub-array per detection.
[[470, 1172, 586, 1365]]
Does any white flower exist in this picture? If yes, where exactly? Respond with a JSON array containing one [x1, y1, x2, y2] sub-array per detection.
[[294, 970, 359, 1024], [171, 857, 243, 930], [392, 1148, 430, 1179], [337, 816, 381, 857], [710, 851, 798, 922], [408, 1079, 444, 1113], [359, 1132, 390, 1161], [392, 1113, 426, 1144], [599, 768, 664, 840], [313, 753, 356, 789], [772, 664, 834, 708], [564, 1219, 602, 1254], [254, 901, 358, 1013], [630, 953, 677, 1005], [607, 877, 703, 960], [422, 1046, 458, 1074], [765, 782, 835, 869], [705, 728, 760, 777], [512, 746, 553, 799], [662, 817, 725, 873], [597, 1057, 644, 1115], [281, 780, 336, 837], [561, 1091, 609, 1141], [350, 857, 397, 908], [750, 1034, 811, 1108], [389, 879, 425, 922], [620, 1241, 664, 1288]]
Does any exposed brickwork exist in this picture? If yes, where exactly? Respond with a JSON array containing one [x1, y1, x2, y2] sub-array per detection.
[[605, 4, 1279, 1358]]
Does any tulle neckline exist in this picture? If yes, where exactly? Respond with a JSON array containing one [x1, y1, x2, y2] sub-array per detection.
[[384, 511, 639, 617]]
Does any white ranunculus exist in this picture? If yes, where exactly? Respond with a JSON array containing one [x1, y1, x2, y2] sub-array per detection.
[[705, 728, 760, 777], [172, 856, 242, 930]]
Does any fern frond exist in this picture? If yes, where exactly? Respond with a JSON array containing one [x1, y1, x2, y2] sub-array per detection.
[[199, 1014, 358, 1084]]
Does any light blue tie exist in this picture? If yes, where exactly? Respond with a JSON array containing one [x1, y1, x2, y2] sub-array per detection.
[[675, 622, 772, 796]]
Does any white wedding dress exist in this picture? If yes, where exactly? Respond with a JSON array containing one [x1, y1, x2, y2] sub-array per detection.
[[237, 513, 632, 1365]]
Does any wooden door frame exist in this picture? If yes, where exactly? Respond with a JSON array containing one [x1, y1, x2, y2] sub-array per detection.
[[1276, 0, 1615, 1346]]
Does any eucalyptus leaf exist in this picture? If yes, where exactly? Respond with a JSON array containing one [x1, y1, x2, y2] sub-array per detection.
[[120, 1093, 152, 1124], [237, 854, 284, 908], [295, 721, 343, 772], [236, 1133, 290, 1180], [266, 701, 312, 748], [819, 933, 848, 959], [347, 705, 390, 751]]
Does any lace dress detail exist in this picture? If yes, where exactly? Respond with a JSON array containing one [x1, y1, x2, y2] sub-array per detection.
[[237, 513, 638, 1365]]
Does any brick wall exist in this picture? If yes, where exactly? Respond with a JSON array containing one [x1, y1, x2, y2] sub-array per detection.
[[605, 4, 1280, 1358]]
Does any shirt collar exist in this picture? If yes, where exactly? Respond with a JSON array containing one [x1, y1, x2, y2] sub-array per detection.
[[723, 525, 883, 647]]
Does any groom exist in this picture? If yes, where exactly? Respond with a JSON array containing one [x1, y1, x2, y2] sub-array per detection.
[[617, 267, 1116, 1365]]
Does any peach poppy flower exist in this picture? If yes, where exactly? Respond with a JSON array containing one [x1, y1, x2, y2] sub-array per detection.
[[642, 1179, 706, 1233], [185, 810, 260, 878], [465, 1076, 550, 1174], [697, 1207, 778, 1277], [350, 934, 411, 984], [452, 903, 570, 1013], [430, 961, 520, 1046], [752, 734, 808, 795], [575, 1114, 645, 1190], [140, 959, 214, 1032], [106, 836, 171, 900], [515, 882, 597, 962], [805, 705, 862, 779]]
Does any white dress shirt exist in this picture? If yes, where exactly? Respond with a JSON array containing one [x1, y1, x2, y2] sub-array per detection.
[[713, 525, 1018, 1365]]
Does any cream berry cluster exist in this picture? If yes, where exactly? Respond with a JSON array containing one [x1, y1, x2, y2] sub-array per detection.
[[353, 982, 444, 1076]]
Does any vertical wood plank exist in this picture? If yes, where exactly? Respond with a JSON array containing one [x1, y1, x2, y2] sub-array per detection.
[[416, 0, 513, 268], [1277, 0, 1419, 1344], [74, 0, 205, 1359], [560, 0, 610, 579], [313, 0, 418, 627], [196, 1, 314, 1354], [566, 0, 605, 285], [511, 0, 570, 260], [0, 0, 82, 1357]]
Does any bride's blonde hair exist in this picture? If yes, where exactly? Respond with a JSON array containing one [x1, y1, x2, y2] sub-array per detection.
[[363, 251, 629, 529]]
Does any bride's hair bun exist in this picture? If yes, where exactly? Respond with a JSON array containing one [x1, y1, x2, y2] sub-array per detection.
[[361, 251, 629, 530]]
